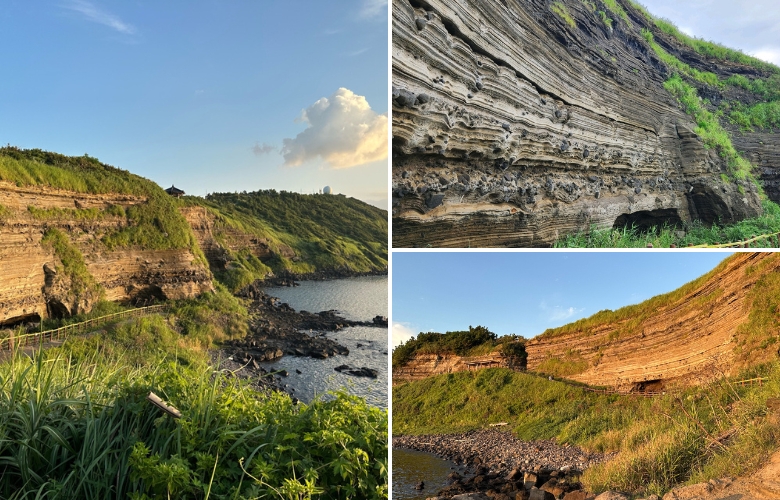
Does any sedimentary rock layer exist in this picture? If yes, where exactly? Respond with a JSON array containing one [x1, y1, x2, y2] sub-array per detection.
[[391, 0, 763, 246], [0, 182, 212, 325], [394, 254, 780, 389], [525, 253, 778, 388], [393, 352, 506, 384]]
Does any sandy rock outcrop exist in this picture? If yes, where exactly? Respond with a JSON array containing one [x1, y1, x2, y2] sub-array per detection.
[[393, 352, 507, 384], [0, 182, 212, 325], [391, 0, 764, 247], [525, 253, 780, 389]]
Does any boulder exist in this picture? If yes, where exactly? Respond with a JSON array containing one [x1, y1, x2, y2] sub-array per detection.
[[529, 487, 555, 500]]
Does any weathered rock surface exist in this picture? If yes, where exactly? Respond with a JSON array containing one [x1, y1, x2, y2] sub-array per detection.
[[393, 352, 508, 384], [0, 182, 212, 325], [391, 0, 765, 247], [525, 253, 780, 389], [395, 253, 780, 390]]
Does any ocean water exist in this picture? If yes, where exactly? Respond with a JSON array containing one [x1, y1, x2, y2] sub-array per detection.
[[259, 276, 388, 408], [393, 448, 469, 500]]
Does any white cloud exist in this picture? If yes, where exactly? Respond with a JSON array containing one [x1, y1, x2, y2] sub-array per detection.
[[539, 301, 585, 322], [751, 47, 780, 65], [252, 142, 277, 156], [359, 0, 387, 19], [281, 88, 388, 169], [392, 322, 416, 348], [63, 0, 136, 35]]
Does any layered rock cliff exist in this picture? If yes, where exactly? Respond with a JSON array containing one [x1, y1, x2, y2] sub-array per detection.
[[525, 252, 780, 389], [391, 0, 773, 246], [0, 181, 212, 326], [392, 352, 507, 384], [394, 254, 780, 389]]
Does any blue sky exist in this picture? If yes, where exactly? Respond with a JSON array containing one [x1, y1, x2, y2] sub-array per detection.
[[392, 252, 734, 347], [0, 1, 388, 208], [641, 0, 780, 65]]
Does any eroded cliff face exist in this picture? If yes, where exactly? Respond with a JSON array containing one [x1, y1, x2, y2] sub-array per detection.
[[393, 352, 507, 384], [179, 206, 296, 275], [0, 182, 212, 325], [394, 254, 780, 389], [391, 0, 764, 247], [525, 253, 780, 389]]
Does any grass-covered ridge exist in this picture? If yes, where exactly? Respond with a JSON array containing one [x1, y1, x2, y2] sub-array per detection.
[[538, 253, 740, 340], [393, 365, 780, 496], [187, 190, 387, 291], [0, 286, 388, 499], [0, 147, 204, 258]]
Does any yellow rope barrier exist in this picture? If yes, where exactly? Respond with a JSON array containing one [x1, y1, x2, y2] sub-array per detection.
[[0, 304, 168, 351]]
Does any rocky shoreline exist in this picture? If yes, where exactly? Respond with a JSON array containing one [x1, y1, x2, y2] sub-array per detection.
[[212, 279, 387, 400], [258, 268, 388, 286], [394, 430, 613, 500]]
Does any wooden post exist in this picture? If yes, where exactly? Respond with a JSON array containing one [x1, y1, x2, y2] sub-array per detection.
[[147, 392, 182, 418]]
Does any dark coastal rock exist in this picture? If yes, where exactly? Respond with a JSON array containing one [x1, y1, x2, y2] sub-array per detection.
[[394, 430, 607, 499], [334, 365, 379, 378]]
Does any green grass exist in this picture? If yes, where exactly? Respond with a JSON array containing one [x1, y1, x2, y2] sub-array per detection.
[[393, 364, 780, 496], [551, 1, 576, 27], [598, 10, 613, 29], [41, 227, 104, 306], [728, 100, 780, 131], [0, 147, 205, 262], [642, 30, 721, 87], [0, 289, 387, 499], [664, 74, 755, 181], [187, 190, 387, 289], [652, 18, 779, 75], [555, 200, 780, 248], [602, 0, 628, 22], [0, 203, 9, 220]]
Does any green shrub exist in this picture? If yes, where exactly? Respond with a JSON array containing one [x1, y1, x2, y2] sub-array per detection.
[[393, 326, 498, 367], [0, 350, 388, 499], [551, 1, 576, 27]]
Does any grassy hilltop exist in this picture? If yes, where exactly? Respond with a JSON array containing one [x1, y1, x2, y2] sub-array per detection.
[[186, 190, 388, 291]]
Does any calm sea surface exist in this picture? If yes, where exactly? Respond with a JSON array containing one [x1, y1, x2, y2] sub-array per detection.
[[260, 276, 388, 408], [393, 448, 469, 500]]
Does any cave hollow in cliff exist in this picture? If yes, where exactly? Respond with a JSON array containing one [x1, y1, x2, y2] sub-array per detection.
[[687, 185, 734, 225], [613, 209, 683, 233]]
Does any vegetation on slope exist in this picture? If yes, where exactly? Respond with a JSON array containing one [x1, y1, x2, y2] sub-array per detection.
[[393, 365, 780, 496], [0, 147, 204, 260], [392, 326, 526, 369], [187, 190, 387, 291], [555, 200, 780, 247], [41, 227, 104, 304], [0, 286, 387, 499], [664, 74, 754, 181], [538, 253, 735, 340]]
